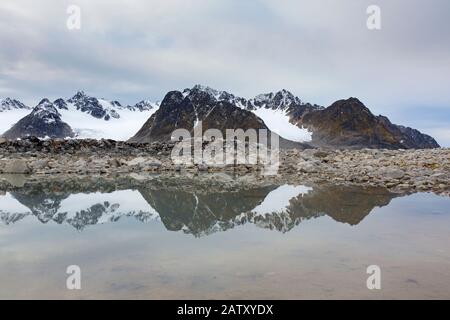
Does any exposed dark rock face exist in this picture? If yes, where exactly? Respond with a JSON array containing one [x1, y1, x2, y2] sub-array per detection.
[[297, 98, 439, 149], [125, 100, 155, 112], [1, 86, 440, 149], [129, 86, 438, 149], [128, 87, 308, 149], [2, 99, 75, 140], [250, 89, 323, 114], [53, 98, 68, 110], [66, 91, 120, 120]]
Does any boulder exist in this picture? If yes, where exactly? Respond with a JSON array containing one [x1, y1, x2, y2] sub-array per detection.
[[127, 157, 147, 167], [3, 160, 32, 174], [380, 168, 405, 180]]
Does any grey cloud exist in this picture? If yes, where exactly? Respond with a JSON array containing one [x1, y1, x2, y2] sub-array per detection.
[[0, 0, 449, 144]]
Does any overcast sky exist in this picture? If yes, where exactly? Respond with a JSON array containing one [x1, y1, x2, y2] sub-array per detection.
[[0, 0, 449, 145]]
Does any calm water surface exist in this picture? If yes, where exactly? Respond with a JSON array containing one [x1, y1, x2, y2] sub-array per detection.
[[0, 175, 449, 299]]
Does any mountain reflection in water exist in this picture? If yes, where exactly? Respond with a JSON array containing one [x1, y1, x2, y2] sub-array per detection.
[[0, 175, 396, 236]]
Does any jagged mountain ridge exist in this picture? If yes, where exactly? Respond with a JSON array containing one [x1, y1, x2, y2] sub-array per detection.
[[128, 86, 313, 148], [299, 98, 439, 149], [61, 90, 157, 120], [2, 99, 75, 140], [0, 91, 159, 140], [1, 86, 440, 148], [0, 98, 31, 112], [130, 85, 440, 149], [129, 89, 267, 142], [0, 181, 396, 236]]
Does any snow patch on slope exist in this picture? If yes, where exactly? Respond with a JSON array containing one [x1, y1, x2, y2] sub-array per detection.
[[252, 108, 312, 142], [59, 106, 157, 141], [0, 110, 33, 134]]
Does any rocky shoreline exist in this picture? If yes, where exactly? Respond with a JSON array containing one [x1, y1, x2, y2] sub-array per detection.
[[0, 138, 448, 196]]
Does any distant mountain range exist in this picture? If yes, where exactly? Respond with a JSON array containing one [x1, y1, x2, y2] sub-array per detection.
[[0, 91, 158, 141], [0, 85, 440, 149], [0, 97, 30, 111]]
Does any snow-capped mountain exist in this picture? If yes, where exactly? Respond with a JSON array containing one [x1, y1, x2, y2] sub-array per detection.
[[30, 99, 63, 123], [52, 91, 159, 140], [2, 99, 75, 140], [182, 86, 318, 142], [0, 91, 159, 141], [128, 86, 306, 149], [65, 91, 121, 121], [0, 86, 440, 148], [59, 91, 160, 119], [247, 90, 322, 143], [182, 84, 250, 108], [0, 98, 31, 112], [130, 85, 439, 148], [251, 90, 302, 111], [130, 85, 319, 145]]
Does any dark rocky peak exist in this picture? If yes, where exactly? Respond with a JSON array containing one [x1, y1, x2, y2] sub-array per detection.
[[183, 85, 249, 109], [67, 91, 120, 120], [162, 90, 185, 107], [331, 97, 367, 108], [125, 100, 156, 112], [326, 98, 374, 117], [53, 98, 68, 110], [184, 84, 222, 98], [272, 89, 300, 106], [68, 90, 87, 103], [32, 99, 61, 121], [183, 85, 220, 106], [252, 89, 302, 110], [111, 100, 122, 108]]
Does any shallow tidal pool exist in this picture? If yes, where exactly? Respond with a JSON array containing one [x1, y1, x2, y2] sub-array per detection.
[[0, 176, 449, 299]]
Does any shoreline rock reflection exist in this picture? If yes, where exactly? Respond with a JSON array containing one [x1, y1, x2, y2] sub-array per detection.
[[0, 174, 397, 236]]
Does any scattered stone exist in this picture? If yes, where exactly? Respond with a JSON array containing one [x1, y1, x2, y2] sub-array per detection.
[[0, 137, 448, 195]]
